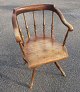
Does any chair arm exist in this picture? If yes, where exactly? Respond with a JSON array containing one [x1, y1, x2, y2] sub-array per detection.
[[54, 7, 73, 31], [14, 28, 22, 43], [12, 13, 22, 43]]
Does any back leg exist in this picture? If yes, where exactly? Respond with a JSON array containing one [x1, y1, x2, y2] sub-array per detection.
[[54, 62, 66, 77]]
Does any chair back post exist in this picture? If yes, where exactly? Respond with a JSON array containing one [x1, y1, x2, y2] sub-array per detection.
[[51, 11, 54, 38], [19, 42, 25, 56], [43, 10, 46, 37], [33, 11, 37, 37], [16, 17, 24, 46], [23, 13, 30, 39]]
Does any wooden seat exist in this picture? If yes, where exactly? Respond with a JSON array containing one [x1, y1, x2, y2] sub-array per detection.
[[12, 4, 73, 89], [23, 37, 68, 68]]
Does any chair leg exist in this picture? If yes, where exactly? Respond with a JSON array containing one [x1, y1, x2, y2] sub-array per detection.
[[54, 62, 66, 77], [29, 68, 37, 89]]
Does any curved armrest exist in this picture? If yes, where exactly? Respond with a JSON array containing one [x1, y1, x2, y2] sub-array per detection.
[[12, 13, 21, 43], [14, 28, 22, 43], [54, 7, 73, 31]]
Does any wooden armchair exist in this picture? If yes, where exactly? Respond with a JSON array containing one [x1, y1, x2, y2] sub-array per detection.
[[12, 4, 73, 89]]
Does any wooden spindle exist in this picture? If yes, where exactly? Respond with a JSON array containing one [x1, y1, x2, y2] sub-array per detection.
[[51, 11, 54, 38], [33, 11, 37, 36], [16, 17, 24, 46], [63, 30, 69, 46], [43, 10, 45, 37], [23, 13, 30, 39], [19, 42, 25, 56]]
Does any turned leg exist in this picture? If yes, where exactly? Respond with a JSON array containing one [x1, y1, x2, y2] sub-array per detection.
[[29, 68, 37, 89], [54, 62, 66, 77]]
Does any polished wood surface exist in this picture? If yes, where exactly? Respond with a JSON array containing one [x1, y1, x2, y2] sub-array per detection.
[[12, 4, 73, 89], [23, 37, 68, 68]]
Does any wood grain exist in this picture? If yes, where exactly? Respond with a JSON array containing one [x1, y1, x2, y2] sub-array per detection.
[[23, 37, 68, 68]]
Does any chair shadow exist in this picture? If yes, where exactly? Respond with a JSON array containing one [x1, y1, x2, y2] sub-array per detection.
[[0, 72, 29, 88]]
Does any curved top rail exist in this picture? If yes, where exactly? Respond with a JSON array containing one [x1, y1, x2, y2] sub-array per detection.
[[13, 4, 55, 15]]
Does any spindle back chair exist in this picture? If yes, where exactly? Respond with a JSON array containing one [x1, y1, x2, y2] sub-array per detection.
[[12, 4, 73, 89]]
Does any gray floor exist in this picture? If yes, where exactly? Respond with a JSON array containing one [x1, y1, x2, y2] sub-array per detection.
[[0, 0, 80, 92]]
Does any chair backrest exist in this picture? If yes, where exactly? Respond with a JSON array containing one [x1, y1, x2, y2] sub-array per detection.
[[12, 4, 73, 49], [12, 4, 55, 43]]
